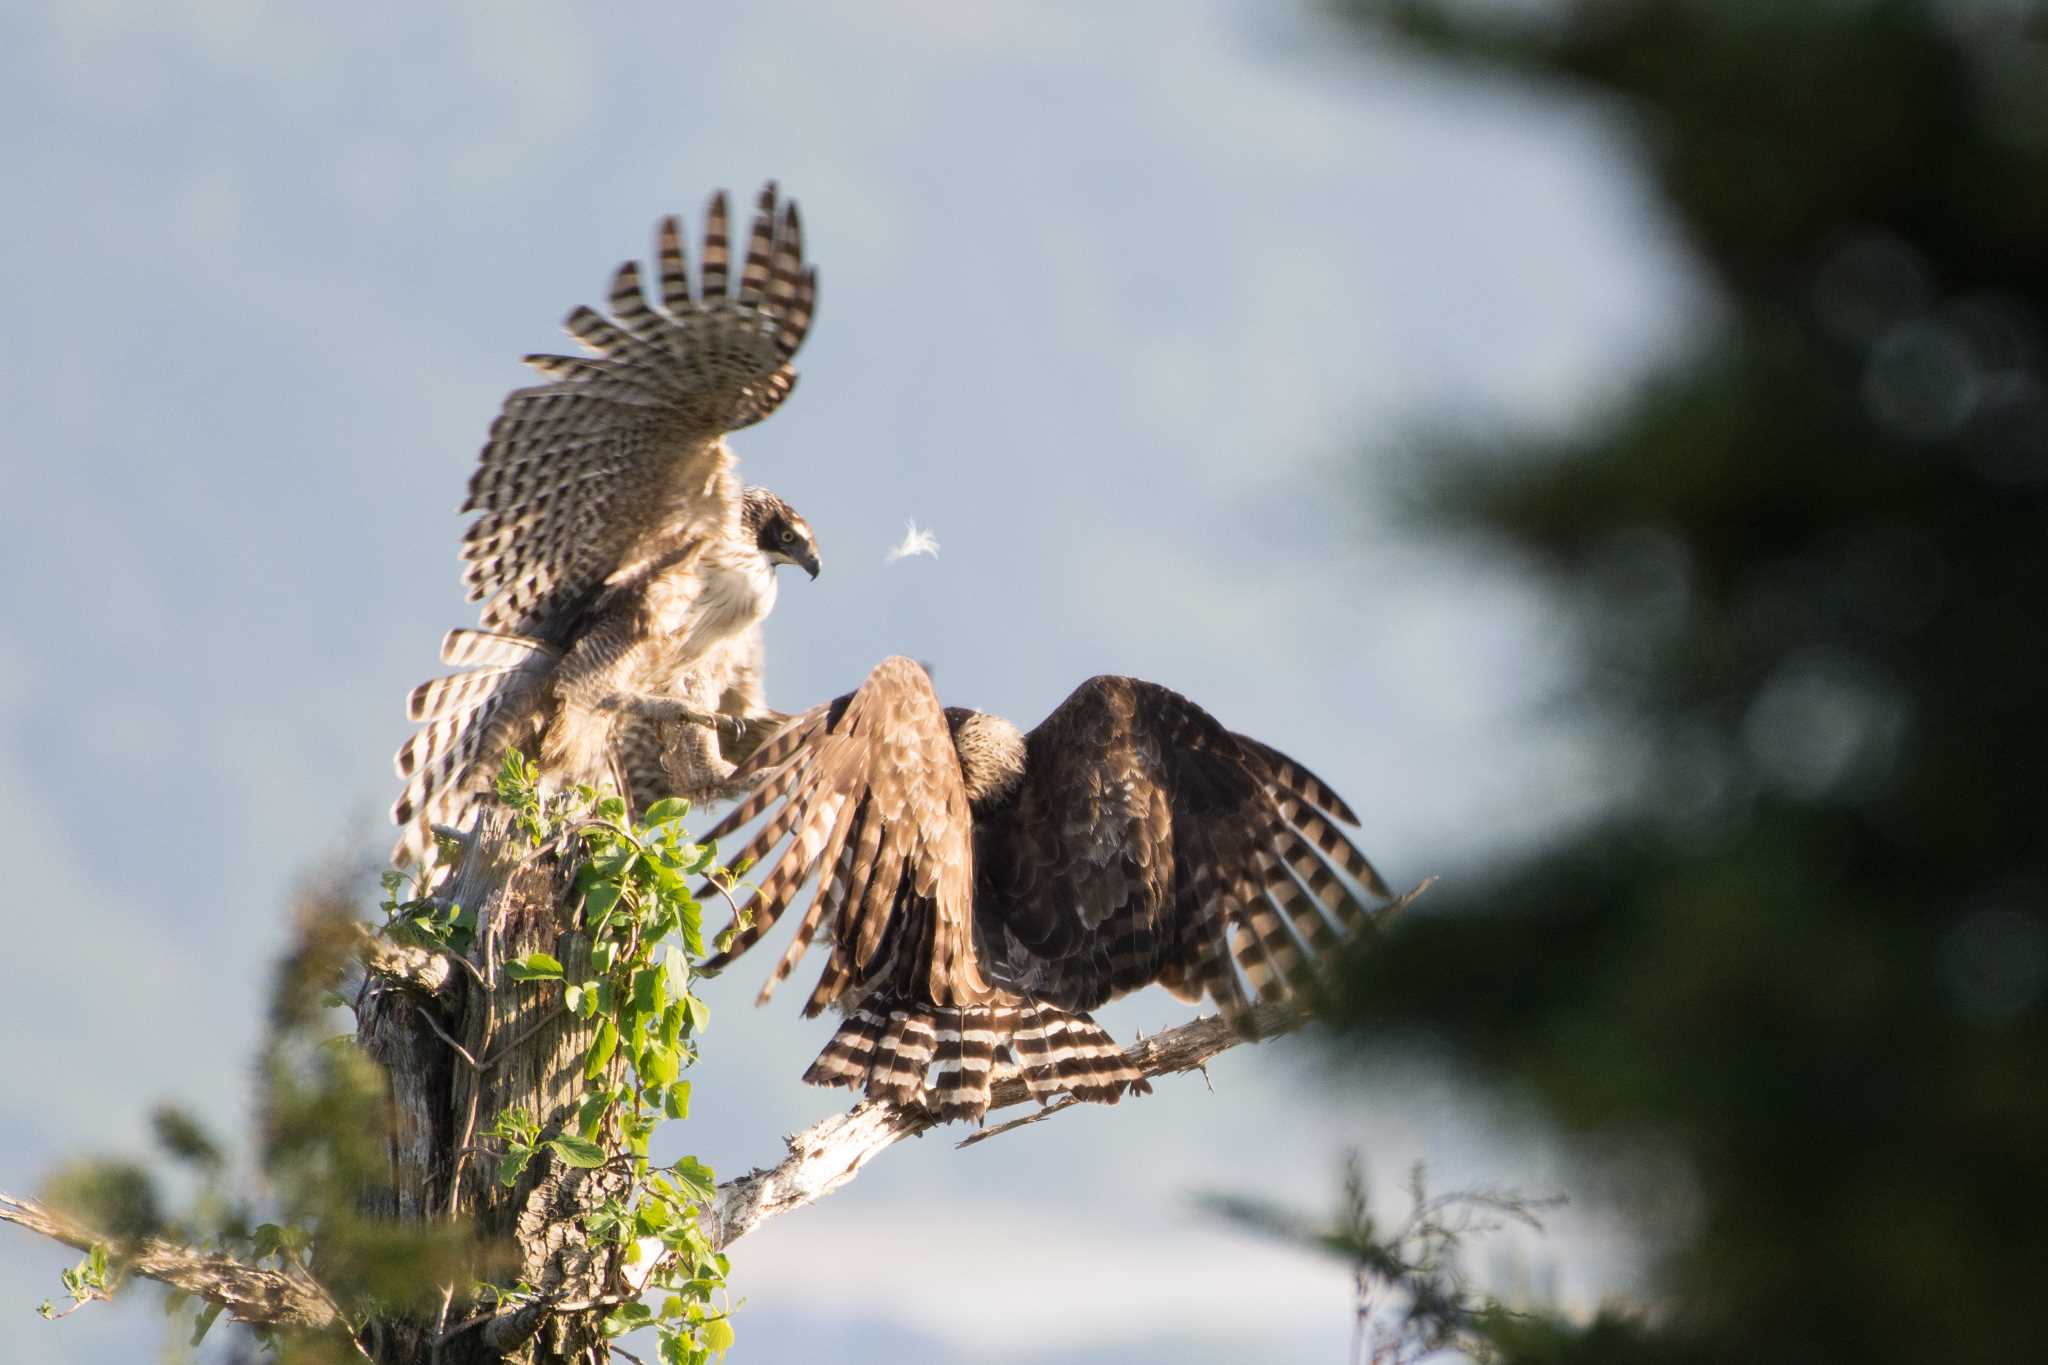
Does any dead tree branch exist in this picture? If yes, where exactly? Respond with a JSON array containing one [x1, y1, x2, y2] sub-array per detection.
[[708, 875, 1431, 1250], [708, 999, 1295, 1247], [0, 1193, 338, 1331]]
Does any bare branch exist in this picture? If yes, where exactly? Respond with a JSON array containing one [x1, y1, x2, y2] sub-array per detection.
[[0, 1193, 337, 1330], [708, 1002, 1300, 1246], [710, 877, 1431, 1250]]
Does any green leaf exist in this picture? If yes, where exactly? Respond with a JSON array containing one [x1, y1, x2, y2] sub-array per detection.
[[664, 1080, 693, 1120], [191, 1300, 224, 1347], [702, 1316, 735, 1356], [507, 952, 564, 981], [584, 880, 624, 927], [564, 983, 583, 1012], [664, 945, 691, 995], [646, 856, 688, 898], [603, 1300, 655, 1337], [643, 797, 692, 825], [641, 1042, 680, 1087], [585, 1018, 619, 1080], [577, 1089, 610, 1140], [592, 845, 637, 881], [647, 898, 680, 941], [634, 965, 664, 1015], [545, 1135, 607, 1168], [497, 1146, 534, 1187], [685, 993, 711, 1037], [670, 1155, 717, 1203], [679, 897, 706, 958], [625, 1113, 655, 1157]]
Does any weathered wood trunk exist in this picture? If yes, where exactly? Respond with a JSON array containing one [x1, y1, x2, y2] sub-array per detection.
[[356, 810, 617, 1365]]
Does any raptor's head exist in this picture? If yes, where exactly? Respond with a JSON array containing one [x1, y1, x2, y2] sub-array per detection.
[[742, 486, 821, 580]]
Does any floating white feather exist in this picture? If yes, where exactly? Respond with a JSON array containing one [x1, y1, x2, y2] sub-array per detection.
[[884, 519, 941, 564]]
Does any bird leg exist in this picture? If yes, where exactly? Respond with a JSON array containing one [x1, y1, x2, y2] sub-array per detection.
[[591, 691, 792, 757], [715, 708, 795, 767], [590, 690, 730, 732]]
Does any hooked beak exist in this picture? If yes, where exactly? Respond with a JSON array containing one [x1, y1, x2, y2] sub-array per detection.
[[799, 548, 821, 581]]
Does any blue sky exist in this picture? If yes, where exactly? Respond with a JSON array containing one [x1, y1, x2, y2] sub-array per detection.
[[0, 3, 1698, 1360]]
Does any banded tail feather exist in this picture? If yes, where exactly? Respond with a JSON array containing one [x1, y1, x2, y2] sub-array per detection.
[[439, 628, 553, 670], [389, 634, 559, 866], [803, 1000, 1149, 1122]]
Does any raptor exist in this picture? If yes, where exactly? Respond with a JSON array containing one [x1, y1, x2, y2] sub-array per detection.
[[392, 185, 821, 866], [700, 657, 1392, 1121]]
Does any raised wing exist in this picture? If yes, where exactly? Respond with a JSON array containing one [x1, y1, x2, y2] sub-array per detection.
[[979, 676, 1391, 1027], [700, 656, 990, 1015], [459, 183, 818, 637]]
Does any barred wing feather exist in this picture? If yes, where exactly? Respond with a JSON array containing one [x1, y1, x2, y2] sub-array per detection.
[[460, 183, 817, 638]]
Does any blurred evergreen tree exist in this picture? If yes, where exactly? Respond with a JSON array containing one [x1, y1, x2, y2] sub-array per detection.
[[1322, 3, 2048, 1361]]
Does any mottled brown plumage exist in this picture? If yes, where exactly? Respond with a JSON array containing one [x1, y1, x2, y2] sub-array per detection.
[[390, 187, 821, 866], [701, 657, 1392, 1121]]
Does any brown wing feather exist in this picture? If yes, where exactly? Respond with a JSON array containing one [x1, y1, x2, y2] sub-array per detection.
[[699, 656, 990, 1011], [459, 182, 817, 637], [978, 676, 1388, 1019]]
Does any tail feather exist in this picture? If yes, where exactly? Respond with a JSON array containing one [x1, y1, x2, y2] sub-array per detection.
[[866, 1009, 940, 1105], [389, 642, 555, 866], [440, 627, 553, 669], [408, 667, 513, 722], [802, 1000, 1149, 1123], [930, 1009, 1001, 1122]]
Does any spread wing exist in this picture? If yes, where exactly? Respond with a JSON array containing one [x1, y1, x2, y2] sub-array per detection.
[[459, 183, 817, 636], [979, 676, 1390, 1026], [699, 657, 990, 1014]]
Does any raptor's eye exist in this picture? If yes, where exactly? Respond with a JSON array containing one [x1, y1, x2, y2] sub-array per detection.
[[779, 527, 798, 545]]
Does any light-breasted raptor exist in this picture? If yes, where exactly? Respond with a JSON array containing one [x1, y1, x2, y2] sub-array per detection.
[[392, 185, 821, 866]]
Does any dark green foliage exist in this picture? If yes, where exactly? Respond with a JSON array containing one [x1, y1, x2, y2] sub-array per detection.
[[1325, 2, 2048, 1361]]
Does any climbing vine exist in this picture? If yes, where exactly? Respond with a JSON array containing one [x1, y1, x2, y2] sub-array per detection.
[[384, 750, 749, 1363]]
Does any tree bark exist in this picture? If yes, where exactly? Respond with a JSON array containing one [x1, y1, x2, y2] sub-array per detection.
[[356, 809, 618, 1365]]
